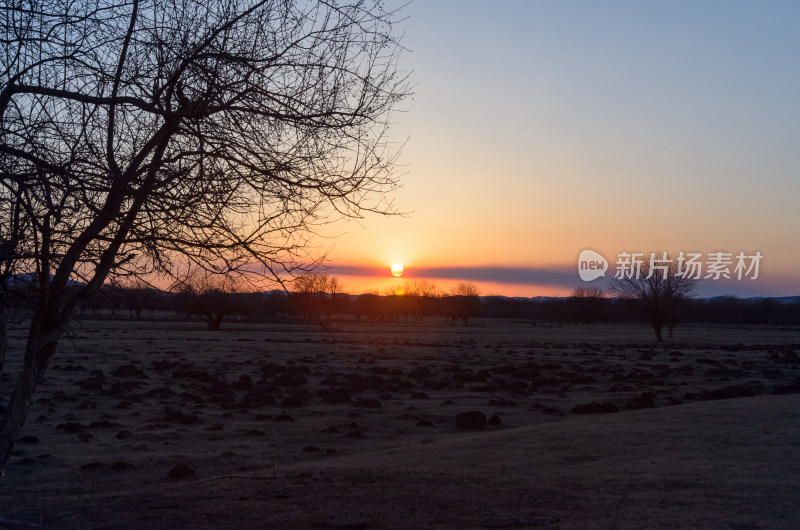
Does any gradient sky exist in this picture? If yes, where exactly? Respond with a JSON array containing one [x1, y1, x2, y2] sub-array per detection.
[[317, 1, 800, 297]]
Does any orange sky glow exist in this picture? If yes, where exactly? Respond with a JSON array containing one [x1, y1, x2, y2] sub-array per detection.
[[297, 2, 799, 298]]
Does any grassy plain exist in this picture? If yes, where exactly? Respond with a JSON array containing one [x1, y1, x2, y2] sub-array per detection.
[[1, 317, 799, 528]]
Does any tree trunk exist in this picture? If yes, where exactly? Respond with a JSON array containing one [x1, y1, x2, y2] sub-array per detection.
[[0, 311, 7, 377], [0, 361, 38, 470], [207, 313, 224, 331], [0, 322, 61, 470], [653, 323, 664, 342]]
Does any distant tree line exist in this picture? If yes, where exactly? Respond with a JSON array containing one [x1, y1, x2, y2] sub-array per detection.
[[4, 278, 798, 330], [477, 295, 800, 326]]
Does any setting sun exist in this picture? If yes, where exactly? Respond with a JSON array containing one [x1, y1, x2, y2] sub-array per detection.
[[391, 263, 404, 277]]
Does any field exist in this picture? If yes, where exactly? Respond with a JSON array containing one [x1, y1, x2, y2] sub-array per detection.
[[1, 317, 799, 529]]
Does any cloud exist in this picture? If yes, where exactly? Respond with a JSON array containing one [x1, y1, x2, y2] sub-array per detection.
[[412, 266, 578, 287], [326, 263, 799, 297], [329, 264, 580, 288], [326, 265, 387, 277]]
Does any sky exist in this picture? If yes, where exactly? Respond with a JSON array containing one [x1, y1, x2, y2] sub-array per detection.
[[317, 1, 800, 298]]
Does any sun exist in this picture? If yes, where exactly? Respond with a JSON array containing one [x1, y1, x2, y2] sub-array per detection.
[[391, 263, 404, 277]]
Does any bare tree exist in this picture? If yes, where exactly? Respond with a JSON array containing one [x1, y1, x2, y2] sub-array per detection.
[[451, 282, 480, 298], [403, 279, 442, 319], [404, 279, 442, 299], [608, 253, 698, 341], [109, 276, 161, 319], [291, 272, 344, 327], [443, 282, 480, 325], [568, 285, 607, 324], [174, 272, 241, 330], [0, 0, 409, 469], [379, 281, 432, 320]]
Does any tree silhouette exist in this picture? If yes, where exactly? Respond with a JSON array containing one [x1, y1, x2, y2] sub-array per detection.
[[443, 282, 480, 325], [108, 277, 162, 319], [451, 282, 480, 297], [608, 253, 698, 341], [0, 0, 409, 469], [568, 285, 607, 324], [174, 272, 242, 330], [290, 272, 345, 328]]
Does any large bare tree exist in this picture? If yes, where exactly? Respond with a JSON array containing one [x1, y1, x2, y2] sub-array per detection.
[[609, 253, 698, 341], [0, 0, 408, 469]]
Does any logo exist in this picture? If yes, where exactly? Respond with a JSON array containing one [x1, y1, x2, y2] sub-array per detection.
[[577, 249, 763, 282], [578, 249, 608, 281]]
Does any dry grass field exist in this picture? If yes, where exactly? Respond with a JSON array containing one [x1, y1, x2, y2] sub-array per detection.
[[1, 317, 799, 529]]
